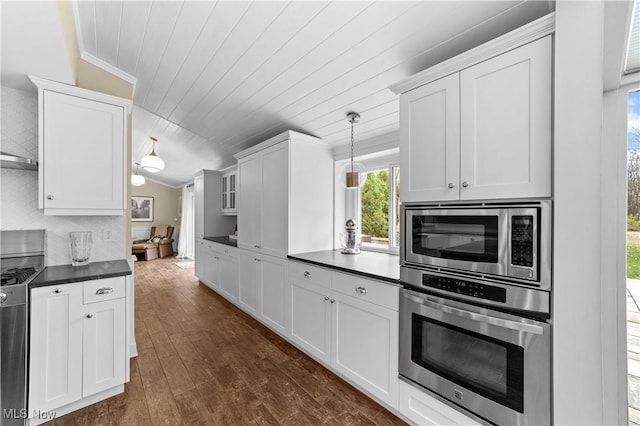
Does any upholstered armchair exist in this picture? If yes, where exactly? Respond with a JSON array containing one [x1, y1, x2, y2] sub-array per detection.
[[132, 225, 175, 261]]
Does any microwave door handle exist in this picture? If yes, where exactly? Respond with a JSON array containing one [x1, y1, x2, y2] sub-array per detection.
[[422, 298, 544, 335]]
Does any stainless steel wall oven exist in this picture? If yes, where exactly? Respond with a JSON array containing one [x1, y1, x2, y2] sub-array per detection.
[[399, 200, 552, 425]]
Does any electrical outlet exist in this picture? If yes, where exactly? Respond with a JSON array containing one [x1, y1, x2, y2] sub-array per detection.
[[103, 229, 113, 242]]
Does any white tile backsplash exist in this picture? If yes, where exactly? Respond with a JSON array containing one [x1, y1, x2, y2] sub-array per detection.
[[1, 85, 126, 266]]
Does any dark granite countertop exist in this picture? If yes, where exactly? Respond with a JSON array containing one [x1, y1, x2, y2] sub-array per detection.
[[204, 236, 238, 247], [30, 259, 131, 288], [288, 250, 400, 284]]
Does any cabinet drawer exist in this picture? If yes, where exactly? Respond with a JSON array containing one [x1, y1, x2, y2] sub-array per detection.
[[331, 272, 399, 311], [288, 261, 331, 289], [83, 277, 125, 304]]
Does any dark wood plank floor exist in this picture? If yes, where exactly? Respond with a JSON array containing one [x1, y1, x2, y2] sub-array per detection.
[[48, 256, 407, 425]]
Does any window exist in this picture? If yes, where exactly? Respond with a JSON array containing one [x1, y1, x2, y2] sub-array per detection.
[[361, 165, 400, 252]]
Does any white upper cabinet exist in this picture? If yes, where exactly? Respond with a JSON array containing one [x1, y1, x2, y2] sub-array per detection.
[[29, 76, 130, 215], [400, 73, 460, 202], [459, 36, 552, 200], [394, 34, 552, 203], [235, 131, 333, 258]]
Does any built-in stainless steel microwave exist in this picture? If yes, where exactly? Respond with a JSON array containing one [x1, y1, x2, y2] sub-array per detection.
[[401, 200, 551, 290]]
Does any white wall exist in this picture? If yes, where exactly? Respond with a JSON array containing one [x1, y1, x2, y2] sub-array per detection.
[[1, 85, 126, 266], [553, 2, 607, 423]]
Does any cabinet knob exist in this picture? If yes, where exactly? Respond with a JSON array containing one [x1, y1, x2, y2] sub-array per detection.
[[46, 195, 54, 200], [254, 258, 261, 262], [462, 181, 469, 188], [214, 256, 220, 260], [54, 288, 62, 294], [330, 299, 335, 304], [86, 313, 94, 318], [324, 296, 330, 301], [355, 286, 367, 294], [303, 271, 312, 278], [254, 245, 261, 249], [96, 287, 113, 295], [448, 183, 455, 189]]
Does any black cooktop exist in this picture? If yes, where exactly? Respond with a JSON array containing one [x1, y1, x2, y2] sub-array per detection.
[[1, 267, 38, 286]]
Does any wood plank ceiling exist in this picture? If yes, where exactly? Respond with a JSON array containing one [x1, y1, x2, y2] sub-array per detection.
[[74, 1, 554, 187]]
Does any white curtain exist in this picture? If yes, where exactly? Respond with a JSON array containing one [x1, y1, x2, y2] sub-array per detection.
[[177, 184, 195, 259]]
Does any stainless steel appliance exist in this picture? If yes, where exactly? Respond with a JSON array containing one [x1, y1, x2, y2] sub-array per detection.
[[1, 230, 45, 426], [400, 200, 552, 425], [402, 200, 551, 287]]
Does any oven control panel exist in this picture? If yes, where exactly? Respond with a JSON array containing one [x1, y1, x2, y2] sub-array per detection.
[[422, 274, 506, 303]]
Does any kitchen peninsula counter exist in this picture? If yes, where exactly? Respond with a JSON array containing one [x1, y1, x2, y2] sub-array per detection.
[[30, 259, 132, 288], [288, 250, 400, 284]]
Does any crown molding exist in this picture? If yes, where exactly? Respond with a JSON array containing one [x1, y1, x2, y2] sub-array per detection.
[[29, 75, 132, 110], [389, 13, 555, 94]]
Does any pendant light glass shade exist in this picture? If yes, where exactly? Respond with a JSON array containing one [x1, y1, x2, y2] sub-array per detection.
[[140, 137, 165, 173], [131, 163, 145, 186]]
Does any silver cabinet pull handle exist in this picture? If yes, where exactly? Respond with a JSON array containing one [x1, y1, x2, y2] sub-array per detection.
[[86, 313, 94, 318], [303, 271, 311, 278], [462, 181, 469, 188], [448, 183, 455, 189], [46, 195, 54, 200], [54, 288, 62, 294], [254, 245, 261, 249], [96, 287, 114, 295], [355, 286, 367, 294], [0, 293, 7, 304]]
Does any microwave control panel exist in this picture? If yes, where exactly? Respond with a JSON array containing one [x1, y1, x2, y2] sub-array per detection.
[[422, 274, 506, 303], [511, 215, 534, 267]]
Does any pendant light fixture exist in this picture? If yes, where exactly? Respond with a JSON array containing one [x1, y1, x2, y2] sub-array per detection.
[[131, 162, 145, 186], [343, 112, 367, 188], [340, 112, 366, 255], [140, 137, 165, 173]]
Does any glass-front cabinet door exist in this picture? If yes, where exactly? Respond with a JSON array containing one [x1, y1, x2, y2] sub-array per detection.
[[222, 168, 237, 215]]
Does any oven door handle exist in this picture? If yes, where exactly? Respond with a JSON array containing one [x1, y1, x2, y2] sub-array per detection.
[[418, 296, 544, 335]]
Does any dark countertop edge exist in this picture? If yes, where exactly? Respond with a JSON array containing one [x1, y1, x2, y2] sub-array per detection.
[[29, 259, 131, 288], [203, 236, 238, 247], [287, 255, 400, 285]]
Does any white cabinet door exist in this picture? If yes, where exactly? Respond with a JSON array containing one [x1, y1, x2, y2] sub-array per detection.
[[400, 73, 460, 203], [194, 240, 206, 280], [260, 255, 288, 336], [459, 36, 551, 200], [331, 291, 399, 408], [238, 154, 262, 251], [260, 143, 288, 258], [238, 250, 260, 315], [218, 253, 239, 302], [82, 298, 126, 397], [29, 283, 83, 412], [290, 278, 331, 364], [42, 91, 124, 213], [202, 248, 219, 290]]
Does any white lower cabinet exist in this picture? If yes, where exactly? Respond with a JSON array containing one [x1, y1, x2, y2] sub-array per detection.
[[399, 380, 481, 426], [259, 255, 288, 336], [29, 277, 126, 415], [290, 274, 332, 363], [288, 261, 400, 409], [238, 250, 260, 315], [216, 250, 239, 302]]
